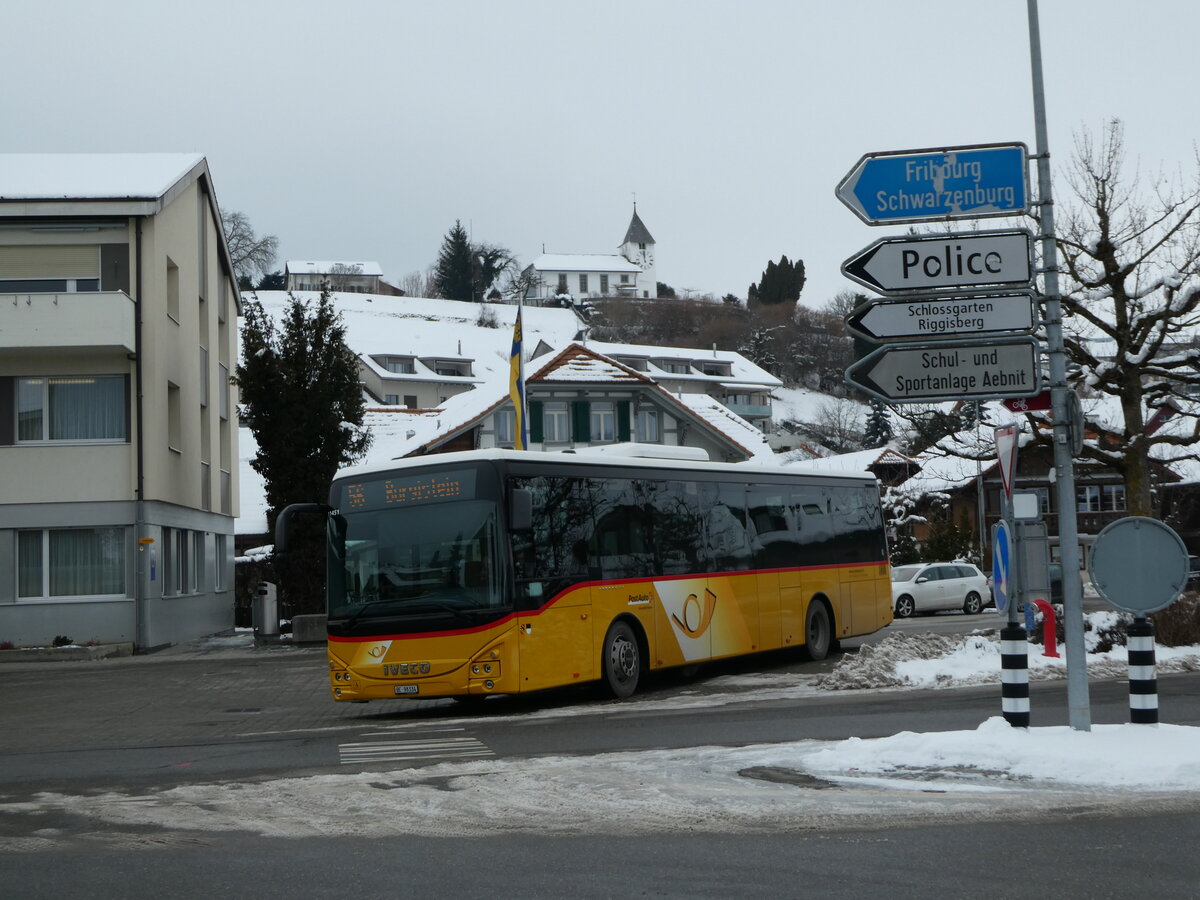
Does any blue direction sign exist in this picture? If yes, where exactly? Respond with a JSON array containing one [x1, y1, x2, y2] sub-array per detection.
[[836, 143, 1029, 225], [992, 519, 1013, 613]]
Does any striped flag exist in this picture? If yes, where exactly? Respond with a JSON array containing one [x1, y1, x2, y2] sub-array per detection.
[[509, 301, 528, 450]]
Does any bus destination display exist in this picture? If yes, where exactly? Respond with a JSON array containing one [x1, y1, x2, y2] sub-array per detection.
[[342, 469, 477, 511]]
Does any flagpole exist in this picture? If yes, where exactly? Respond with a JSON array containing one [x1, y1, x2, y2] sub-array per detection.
[[510, 296, 528, 450]]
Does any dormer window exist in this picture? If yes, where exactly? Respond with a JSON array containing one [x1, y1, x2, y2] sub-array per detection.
[[381, 356, 416, 374]]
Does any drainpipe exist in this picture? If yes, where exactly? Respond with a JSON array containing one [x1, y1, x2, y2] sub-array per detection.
[[134, 219, 149, 649]]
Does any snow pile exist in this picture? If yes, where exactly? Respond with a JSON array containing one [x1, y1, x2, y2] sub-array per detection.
[[819, 623, 1200, 691]]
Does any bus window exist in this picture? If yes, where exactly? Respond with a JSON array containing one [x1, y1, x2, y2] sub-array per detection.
[[748, 485, 799, 569], [649, 479, 704, 575], [703, 482, 751, 573]]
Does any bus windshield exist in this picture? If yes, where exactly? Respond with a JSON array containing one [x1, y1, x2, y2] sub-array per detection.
[[328, 499, 504, 623]]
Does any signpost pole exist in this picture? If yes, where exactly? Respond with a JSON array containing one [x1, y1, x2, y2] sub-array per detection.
[[1028, 0, 1090, 730]]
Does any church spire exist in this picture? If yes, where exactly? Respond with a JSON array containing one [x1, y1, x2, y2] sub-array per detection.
[[623, 205, 655, 246]]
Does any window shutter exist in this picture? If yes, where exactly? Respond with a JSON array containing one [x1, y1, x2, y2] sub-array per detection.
[[529, 401, 544, 444], [0, 245, 100, 278], [572, 401, 590, 441], [617, 401, 631, 442]]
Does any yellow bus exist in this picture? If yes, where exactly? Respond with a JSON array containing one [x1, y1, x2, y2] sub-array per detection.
[[294, 448, 891, 703]]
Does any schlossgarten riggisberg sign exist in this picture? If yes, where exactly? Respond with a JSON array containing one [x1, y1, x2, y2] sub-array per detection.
[[844, 291, 1035, 344], [836, 143, 1029, 226]]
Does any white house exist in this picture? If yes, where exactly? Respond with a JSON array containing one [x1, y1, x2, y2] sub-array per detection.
[[284, 260, 383, 294], [528, 207, 659, 302]]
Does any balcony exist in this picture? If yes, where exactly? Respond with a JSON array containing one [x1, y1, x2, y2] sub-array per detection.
[[724, 400, 772, 420], [0, 292, 136, 354]]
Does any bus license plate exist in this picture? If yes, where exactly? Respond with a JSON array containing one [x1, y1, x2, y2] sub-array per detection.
[[394, 685, 419, 695]]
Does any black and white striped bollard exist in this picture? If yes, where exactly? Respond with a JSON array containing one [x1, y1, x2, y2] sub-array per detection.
[[1001, 623, 1030, 727], [1127, 616, 1158, 725]]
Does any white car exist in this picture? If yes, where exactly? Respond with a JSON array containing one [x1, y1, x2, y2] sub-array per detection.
[[891, 562, 989, 618]]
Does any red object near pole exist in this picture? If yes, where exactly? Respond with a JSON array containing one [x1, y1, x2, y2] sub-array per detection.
[[1032, 598, 1059, 657]]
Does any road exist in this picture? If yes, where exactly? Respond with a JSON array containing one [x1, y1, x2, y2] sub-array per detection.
[[3, 614, 1199, 898]]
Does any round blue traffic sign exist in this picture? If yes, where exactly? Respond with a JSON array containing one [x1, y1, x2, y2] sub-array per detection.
[[992, 519, 1012, 612]]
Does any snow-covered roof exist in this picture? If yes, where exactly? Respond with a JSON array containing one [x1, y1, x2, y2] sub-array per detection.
[[672, 392, 777, 463], [531, 253, 642, 273], [591, 340, 783, 388], [784, 447, 915, 475], [246, 292, 584, 382], [284, 260, 384, 276], [533, 344, 650, 383], [0, 153, 205, 200]]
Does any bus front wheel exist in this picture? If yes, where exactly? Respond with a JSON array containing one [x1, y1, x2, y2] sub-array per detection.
[[602, 620, 641, 699], [802, 602, 832, 662]]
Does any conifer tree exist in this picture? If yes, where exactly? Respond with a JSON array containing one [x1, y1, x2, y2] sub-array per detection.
[[236, 291, 371, 613], [864, 399, 894, 449], [433, 220, 475, 301], [748, 255, 806, 306]]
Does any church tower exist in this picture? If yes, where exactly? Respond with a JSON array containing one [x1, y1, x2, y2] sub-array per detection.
[[619, 205, 657, 298]]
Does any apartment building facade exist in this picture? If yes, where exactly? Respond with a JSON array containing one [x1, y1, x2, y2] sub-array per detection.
[[0, 154, 240, 649]]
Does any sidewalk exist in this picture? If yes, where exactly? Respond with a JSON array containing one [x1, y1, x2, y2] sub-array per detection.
[[0, 629, 324, 669]]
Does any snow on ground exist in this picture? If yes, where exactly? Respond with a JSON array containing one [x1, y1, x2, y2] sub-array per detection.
[[13, 618, 1200, 840]]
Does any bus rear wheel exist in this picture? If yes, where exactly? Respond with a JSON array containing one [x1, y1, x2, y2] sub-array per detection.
[[802, 601, 832, 662], [602, 620, 641, 699]]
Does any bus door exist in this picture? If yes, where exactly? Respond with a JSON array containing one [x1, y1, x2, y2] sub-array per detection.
[[794, 488, 838, 640], [833, 485, 889, 635], [748, 484, 800, 653], [652, 482, 753, 667], [511, 477, 596, 693]]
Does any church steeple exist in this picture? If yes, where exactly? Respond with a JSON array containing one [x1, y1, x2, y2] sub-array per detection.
[[623, 204, 655, 246], [619, 203, 657, 298]]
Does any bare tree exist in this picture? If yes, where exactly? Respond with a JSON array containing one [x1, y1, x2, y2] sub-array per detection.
[[221, 210, 278, 286], [326, 263, 364, 292], [501, 262, 542, 304], [397, 268, 436, 298], [807, 397, 865, 453], [1053, 118, 1200, 514]]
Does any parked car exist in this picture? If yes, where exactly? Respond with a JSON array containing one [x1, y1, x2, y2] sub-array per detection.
[[891, 562, 990, 618]]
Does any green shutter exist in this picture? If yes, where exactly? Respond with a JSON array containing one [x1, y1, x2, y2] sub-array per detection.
[[529, 401, 544, 444], [617, 401, 631, 442], [572, 401, 591, 441]]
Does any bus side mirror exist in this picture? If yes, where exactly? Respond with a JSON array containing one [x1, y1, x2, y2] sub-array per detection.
[[510, 488, 533, 531]]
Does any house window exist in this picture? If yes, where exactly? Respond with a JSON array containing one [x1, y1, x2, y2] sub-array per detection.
[[385, 358, 415, 374], [164, 527, 197, 596], [17, 527, 127, 599], [167, 257, 180, 322], [218, 364, 230, 421], [620, 274, 629, 284], [215, 534, 228, 592], [600, 274, 609, 294], [579, 274, 589, 294], [199, 346, 209, 408], [636, 408, 660, 443], [590, 402, 616, 442], [1077, 485, 1125, 513], [168, 382, 182, 452], [0, 278, 100, 293], [543, 402, 570, 442], [557, 274, 568, 293], [192, 531, 206, 593], [496, 409, 516, 445], [17, 376, 126, 442], [384, 394, 399, 405], [404, 395, 418, 409]]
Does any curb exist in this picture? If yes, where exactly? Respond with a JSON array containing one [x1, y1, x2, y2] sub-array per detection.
[[0, 642, 135, 664]]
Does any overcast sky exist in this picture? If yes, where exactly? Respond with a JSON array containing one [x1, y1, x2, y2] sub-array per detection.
[[7, 1, 1200, 306]]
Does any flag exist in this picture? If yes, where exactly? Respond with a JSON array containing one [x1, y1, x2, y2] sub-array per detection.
[[509, 301, 528, 450]]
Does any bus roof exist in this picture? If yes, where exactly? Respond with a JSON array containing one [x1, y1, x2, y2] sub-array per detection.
[[335, 448, 879, 486]]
